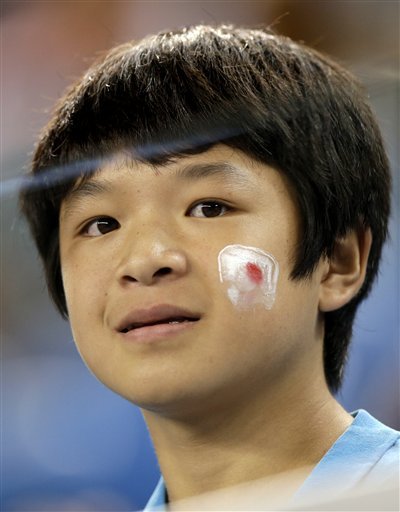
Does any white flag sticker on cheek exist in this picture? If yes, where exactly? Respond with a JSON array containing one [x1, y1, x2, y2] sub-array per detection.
[[218, 244, 279, 310]]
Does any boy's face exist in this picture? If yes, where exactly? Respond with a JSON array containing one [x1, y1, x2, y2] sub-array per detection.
[[59, 145, 326, 416]]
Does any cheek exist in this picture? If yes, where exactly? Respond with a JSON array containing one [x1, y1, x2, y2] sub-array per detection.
[[61, 250, 108, 330], [218, 244, 280, 310], [62, 261, 109, 372]]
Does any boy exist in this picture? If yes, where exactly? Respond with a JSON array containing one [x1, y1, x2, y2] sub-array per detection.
[[20, 25, 398, 510]]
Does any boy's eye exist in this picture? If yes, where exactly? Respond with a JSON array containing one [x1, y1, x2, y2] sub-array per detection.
[[82, 217, 120, 237], [188, 201, 231, 218]]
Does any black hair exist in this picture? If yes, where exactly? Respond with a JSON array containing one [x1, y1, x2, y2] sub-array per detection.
[[20, 24, 391, 391]]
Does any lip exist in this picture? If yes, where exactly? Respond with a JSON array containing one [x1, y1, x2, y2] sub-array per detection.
[[115, 304, 201, 343]]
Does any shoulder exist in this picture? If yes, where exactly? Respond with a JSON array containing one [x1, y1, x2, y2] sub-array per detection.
[[348, 409, 399, 457], [327, 409, 399, 477], [294, 409, 399, 503], [354, 410, 399, 486]]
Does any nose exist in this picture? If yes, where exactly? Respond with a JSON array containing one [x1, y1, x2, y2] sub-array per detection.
[[116, 227, 189, 287]]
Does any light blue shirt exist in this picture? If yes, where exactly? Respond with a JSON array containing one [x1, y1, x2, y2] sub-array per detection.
[[143, 410, 399, 510]]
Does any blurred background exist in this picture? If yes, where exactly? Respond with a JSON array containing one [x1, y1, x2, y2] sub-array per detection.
[[1, 1, 399, 510]]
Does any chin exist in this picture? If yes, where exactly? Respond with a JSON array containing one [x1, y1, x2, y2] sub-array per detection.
[[120, 381, 217, 420]]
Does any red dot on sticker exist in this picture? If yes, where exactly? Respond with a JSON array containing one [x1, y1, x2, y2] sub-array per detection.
[[246, 262, 263, 284]]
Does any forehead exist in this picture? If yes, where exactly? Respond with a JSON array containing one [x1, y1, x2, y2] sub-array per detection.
[[59, 144, 297, 221], [87, 145, 262, 181], [62, 145, 262, 198]]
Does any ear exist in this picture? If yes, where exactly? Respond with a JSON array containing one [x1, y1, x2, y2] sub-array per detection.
[[319, 227, 372, 313]]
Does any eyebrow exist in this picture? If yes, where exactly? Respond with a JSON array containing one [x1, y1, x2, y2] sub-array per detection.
[[174, 161, 252, 185], [61, 178, 113, 220], [62, 160, 252, 219]]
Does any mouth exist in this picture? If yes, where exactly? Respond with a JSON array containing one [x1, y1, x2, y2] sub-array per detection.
[[120, 316, 198, 333], [116, 304, 201, 336]]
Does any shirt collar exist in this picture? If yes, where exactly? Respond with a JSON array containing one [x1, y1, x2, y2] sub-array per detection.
[[143, 477, 167, 511], [143, 410, 399, 510], [291, 409, 399, 503]]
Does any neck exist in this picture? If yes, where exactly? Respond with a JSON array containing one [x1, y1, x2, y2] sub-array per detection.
[[142, 360, 352, 504]]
